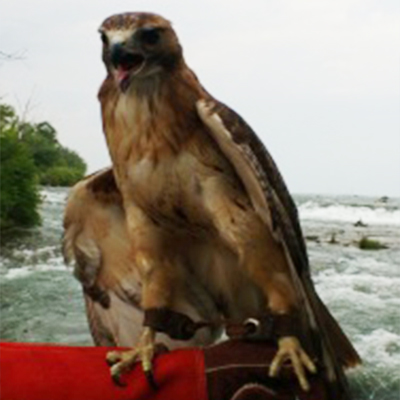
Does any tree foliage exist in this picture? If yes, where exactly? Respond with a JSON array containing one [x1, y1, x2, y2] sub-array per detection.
[[18, 118, 87, 186], [0, 102, 87, 230], [1, 104, 41, 230]]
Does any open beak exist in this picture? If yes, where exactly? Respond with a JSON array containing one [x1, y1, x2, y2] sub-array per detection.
[[110, 44, 146, 91]]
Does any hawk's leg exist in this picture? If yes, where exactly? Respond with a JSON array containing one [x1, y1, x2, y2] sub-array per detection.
[[201, 177, 316, 390], [106, 327, 157, 388], [106, 206, 180, 388], [106, 255, 177, 387]]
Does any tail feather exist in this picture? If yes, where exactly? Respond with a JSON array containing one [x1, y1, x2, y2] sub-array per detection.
[[299, 277, 361, 400], [315, 295, 361, 369]]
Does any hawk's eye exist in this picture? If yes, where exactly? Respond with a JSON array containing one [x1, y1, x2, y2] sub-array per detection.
[[100, 32, 109, 46], [139, 27, 160, 46]]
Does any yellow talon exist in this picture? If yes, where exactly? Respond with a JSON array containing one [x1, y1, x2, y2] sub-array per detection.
[[269, 336, 317, 392], [143, 359, 152, 372], [106, 327, 157, 388]]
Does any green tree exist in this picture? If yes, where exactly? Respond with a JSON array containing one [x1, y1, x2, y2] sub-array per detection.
[[40, 166, 84, 187], [0, 107, 41, 230], [18, 108, 87, 186], [0, 103, 18, 128], [57, 147, 87, 176], [20, 122, 60, 170], [1, 101, 88, 230]]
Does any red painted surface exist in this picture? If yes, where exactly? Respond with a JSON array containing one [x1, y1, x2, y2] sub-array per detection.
[[0, 342, 207, 400]]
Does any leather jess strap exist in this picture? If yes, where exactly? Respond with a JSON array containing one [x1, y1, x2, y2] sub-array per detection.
[[144, 308, 301, 342], [144, 308, 214, 340], [226, 314, 302, 341]]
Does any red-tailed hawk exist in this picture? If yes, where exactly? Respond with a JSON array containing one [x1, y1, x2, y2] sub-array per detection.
[[96, 12, 361, 398], [63, 168, 220, 350]]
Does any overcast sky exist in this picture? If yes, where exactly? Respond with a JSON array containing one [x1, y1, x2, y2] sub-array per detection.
[[1, 0, 399, 196]]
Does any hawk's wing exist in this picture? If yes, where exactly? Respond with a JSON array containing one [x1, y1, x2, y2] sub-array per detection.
[[197, 99, 360, 397], [63, 168, 144, 347], [63, 168, 220, 348]]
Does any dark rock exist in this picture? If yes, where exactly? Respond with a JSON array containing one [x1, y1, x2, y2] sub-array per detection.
[[354, 220, 368, 228]]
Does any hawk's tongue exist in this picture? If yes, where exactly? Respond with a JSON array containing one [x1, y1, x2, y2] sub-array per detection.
[[116, 68, 130, 83]]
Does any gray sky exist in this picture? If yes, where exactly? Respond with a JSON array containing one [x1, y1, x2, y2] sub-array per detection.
[[1, 0, 399, 196]]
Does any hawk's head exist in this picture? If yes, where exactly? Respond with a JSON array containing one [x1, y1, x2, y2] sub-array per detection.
[[99, 12, 183, 92]]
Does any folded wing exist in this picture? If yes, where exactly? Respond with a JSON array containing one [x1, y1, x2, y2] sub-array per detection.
[[197, 99, 361, 400]]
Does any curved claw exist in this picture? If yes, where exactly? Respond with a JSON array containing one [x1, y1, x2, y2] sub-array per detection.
[[107, 349, 138, 387], [269, 336, 317, 392], [111, 368, 128, 387], [106, 328, 157, 389], [144, 370, 158, 390], [106, 350, 123, 366]]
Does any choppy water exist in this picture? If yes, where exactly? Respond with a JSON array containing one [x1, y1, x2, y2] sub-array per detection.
[[0, 188, 399, 399]]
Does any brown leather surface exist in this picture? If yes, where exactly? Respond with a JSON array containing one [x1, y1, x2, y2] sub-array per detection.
[[231, 383, 279, 400], [204, 340, 328, 400]]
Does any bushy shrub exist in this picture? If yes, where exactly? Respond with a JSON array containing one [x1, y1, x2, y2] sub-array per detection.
[[0, 122, 41, 230]]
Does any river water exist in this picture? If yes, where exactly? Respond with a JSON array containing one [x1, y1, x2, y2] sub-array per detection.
[[0, 187, 399, 400]]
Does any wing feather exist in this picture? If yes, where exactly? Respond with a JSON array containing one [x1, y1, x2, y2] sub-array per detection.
[[63, 168, 144, 346], [197, 100, 308, 273], [197, 99, 360, 399]]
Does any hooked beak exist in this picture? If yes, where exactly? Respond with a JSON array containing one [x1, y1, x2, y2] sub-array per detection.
[[110, 44, 146, 91]]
